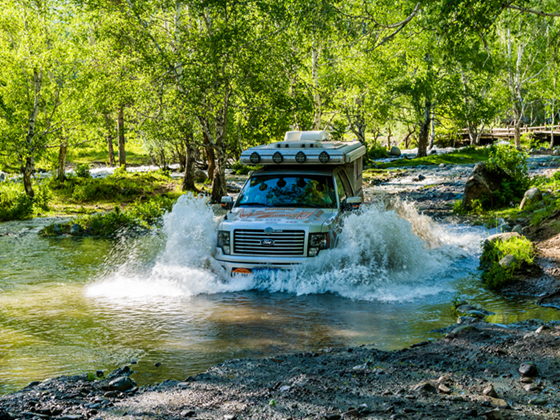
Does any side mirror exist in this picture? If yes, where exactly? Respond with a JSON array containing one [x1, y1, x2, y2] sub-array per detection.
[[341, 197, 362, 211], [221, 196, 233, 210]]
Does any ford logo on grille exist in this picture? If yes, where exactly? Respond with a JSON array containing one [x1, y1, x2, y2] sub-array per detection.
[[260, 239, 275, 246]]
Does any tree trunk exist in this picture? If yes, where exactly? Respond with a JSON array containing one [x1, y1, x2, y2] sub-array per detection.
[[22, 156, 34, 198], [311, 41, 321, 130], [513, 107, 522, 150], [104, 113, 115, 166], [211, 113, 228, 203], [57, 142, 67, 182], [417, 100, 431, 157], [428, 108, 436, 150], [204, 131, 215, 181], [117, 106, 126, 168], [181, 132, 198, 192]]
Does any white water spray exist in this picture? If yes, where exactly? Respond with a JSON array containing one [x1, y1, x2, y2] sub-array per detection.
[[86, 194, 486, 302]]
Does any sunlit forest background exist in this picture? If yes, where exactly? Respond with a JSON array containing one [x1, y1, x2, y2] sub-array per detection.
[[0, 0, 559, 201]]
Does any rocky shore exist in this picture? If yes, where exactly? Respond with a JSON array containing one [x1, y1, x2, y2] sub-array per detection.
[[3, 319, 560, 419]]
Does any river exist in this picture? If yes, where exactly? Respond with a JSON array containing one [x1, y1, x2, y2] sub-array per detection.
[[1, 159, 559, 395]]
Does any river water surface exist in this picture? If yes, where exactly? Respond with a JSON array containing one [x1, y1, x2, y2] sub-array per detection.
[[1, 187, 559, 395]]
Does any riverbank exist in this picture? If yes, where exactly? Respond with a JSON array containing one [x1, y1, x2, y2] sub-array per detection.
[[2, 319, 560, 419]]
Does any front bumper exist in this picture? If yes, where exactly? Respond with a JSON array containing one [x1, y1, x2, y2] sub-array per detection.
[[214, 249, 308, 276]]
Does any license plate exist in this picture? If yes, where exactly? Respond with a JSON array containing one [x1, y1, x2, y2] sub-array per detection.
[[231, 268, 252, 277], [253, 267, 281, 276]]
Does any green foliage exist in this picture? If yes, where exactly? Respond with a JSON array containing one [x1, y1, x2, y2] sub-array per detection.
[[367, 144, 388, 160], [231, 161, 261, 175], [40, 196, 176, 238], [47, 171, 170, 204], [75, 164, 91, 178], [480, 236, 535, 289], [485, 144, 530, 207], [0, 183, 34, 221]]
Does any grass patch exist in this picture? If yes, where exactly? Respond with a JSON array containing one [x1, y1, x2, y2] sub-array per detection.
[[0, 182, 51, 221], [373, 147, 489, 169], [362, 168, 405, 184], [45, 170, 181, 216], [480, 236, 535, 289], [40, 196, 176, 238]]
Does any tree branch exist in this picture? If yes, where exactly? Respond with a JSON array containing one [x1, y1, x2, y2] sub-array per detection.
[[507, 5, 560, 18]]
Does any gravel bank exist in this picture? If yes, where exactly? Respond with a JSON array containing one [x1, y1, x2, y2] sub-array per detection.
[[3, 320, 560, 419]]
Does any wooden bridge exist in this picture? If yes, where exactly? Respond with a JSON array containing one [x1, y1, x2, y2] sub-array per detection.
[[459, 125, 560, 145]]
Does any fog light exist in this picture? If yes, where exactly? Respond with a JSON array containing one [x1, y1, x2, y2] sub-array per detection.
[[250, 152, 260, 164], [296, 151, 306, 163], [308, 247, 319, 257], [222, 245, 231, 255], [319, 151, 330, 163], [273, 152, 283, 164]]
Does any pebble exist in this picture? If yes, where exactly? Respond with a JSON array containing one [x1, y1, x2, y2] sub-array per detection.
[[180, 411, 196, 417], [528, 397, 548, 406], [324, 415, 341, 420], [438, 384, 451, 394], [523, 383, 543, 392], [535, 325, 550, 334], [483, 384, 498, 398], [518, 363, 538, 377]]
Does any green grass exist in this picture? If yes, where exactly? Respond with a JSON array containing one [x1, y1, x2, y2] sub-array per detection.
[[373, 147, 489, 169], [40, 196, 176, 238]]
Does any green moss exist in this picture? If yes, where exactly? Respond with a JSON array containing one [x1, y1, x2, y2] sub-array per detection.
[[480, 236, 535, 289]]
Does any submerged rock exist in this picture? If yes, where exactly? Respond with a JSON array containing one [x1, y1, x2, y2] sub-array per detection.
[[108, 376, 136, 392]]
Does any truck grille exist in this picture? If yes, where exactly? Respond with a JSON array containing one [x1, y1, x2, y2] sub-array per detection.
[[233, 229, 305, 256]]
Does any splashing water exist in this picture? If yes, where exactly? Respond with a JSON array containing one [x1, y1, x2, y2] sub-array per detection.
[[86, 193, 485, 302]]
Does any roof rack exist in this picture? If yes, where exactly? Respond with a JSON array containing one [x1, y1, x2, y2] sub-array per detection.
[[240, 131, 366, 166]]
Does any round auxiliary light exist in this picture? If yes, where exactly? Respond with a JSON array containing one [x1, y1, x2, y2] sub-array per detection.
[[295, 151, 306, 163], [319, 151, 330, 163], [272, 151, 283, 164], [250, 152, 261, 164]]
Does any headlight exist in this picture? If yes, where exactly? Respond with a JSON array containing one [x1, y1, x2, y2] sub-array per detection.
[[308, 233, 329, 257], [218, 230, 231, 255]]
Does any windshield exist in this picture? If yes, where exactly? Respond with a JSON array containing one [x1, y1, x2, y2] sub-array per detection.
[[236, 174, 337, 209]]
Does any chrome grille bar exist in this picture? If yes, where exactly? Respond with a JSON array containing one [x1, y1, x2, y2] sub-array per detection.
[[234, 229, 305, 256]]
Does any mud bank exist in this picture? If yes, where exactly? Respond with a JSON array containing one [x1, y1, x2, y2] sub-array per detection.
[[2, 320, 560, 420]]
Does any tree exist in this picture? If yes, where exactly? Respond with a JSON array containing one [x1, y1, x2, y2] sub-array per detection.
[[0, 0, 78, 196]]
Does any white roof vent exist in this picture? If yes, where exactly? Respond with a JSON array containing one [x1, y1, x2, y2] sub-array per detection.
[[284, 131, 330, 142]]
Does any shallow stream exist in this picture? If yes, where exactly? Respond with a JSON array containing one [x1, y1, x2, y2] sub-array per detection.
[[1, 162, 560, 395]]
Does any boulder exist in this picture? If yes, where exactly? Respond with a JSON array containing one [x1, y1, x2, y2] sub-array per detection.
[[108, 376, 136, 392], [411, 174, 425, 182], [194, 170, 208, 182], [519, 187, 543, 210], [462, 162, 512, 211], [70, 224, 82, 235], [483, 384, 498, 398], [389, 146, 401, 156]]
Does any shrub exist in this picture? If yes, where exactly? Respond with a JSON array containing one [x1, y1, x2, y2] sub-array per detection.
[[231, 161, 261, 175], [75, 163, 91, 178], [0, 183, 34, 221], [367, 144, 388, 160], [486, 144, 530, 206], [480, 236, 534, 289], [40, 195, 176, 237]]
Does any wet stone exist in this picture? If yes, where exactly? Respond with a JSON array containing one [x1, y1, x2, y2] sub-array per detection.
[[519, 363, 538, 377], [108, 376, 136, 392], [523, 383, 543, 392], [180, 410, 196, 417], [529, 397, 548, 406], [438, 384, 451, 394]]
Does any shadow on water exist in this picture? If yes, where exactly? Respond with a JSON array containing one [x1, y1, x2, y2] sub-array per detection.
[[0, 197, 559, 394]]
